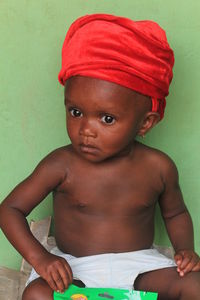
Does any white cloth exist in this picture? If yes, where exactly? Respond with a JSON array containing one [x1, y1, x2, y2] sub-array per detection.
[[26, 247, 176, 289]]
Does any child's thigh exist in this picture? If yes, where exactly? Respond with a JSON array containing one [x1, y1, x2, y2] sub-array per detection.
[[22, 277, 53, 300], [134, 267, 200, 300]]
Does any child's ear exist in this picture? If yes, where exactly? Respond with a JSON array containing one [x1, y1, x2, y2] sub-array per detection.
[[137, 112, 160, 137]]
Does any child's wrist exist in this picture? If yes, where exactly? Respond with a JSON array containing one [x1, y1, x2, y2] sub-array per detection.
[[26, 245, 49, 267]]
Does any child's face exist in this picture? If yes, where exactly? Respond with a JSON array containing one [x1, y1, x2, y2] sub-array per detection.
[[65, 76, 151, 162]]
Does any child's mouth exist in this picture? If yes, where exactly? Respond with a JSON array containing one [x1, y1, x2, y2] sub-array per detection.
[[79, 143, 99, 155]]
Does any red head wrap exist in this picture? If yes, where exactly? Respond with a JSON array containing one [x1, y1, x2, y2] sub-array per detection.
[[58, 14, 174, 120]]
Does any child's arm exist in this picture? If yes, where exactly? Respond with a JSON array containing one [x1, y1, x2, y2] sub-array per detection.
[[0, 149, 72, 292], [158, 156, 200, 277]]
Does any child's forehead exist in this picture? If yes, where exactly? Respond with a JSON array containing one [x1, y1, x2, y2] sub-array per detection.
[[65, 76, 151, 113], [65, 76, 141, 101]]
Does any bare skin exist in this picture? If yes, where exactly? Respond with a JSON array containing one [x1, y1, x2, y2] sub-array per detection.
[[0, 76, 200, 300]]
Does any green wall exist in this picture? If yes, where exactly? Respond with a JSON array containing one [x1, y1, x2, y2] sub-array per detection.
[[0, 0, 200, 270]]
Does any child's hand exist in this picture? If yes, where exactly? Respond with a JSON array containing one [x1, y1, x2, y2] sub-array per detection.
[[174, 250, 200, 277], [35, 252, 73, 293]]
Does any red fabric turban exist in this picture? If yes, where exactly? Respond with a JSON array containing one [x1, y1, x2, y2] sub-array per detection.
[[58, 14, 174, 120]]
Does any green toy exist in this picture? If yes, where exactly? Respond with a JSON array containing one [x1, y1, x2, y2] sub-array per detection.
[[54, 284, 158, 300]]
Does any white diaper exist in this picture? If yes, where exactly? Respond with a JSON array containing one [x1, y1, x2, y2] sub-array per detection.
[[26, 247, 176, 289]]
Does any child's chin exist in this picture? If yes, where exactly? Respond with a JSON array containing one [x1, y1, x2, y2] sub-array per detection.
[[78, 150, 113, 163], [80, 152, 107, 163]]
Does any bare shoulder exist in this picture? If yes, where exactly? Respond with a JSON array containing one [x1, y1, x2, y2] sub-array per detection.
[[38, 145, 73, 168], [0, 145, 76, 214], [34, 144, 74, 184], [136, 142, 179, 185]]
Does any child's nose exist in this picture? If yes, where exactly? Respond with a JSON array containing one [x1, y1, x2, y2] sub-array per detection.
[[79, 119, 97, 138]]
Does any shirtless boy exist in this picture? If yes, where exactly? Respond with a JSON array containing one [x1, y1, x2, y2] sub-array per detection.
[[0, 14, 200, 300]]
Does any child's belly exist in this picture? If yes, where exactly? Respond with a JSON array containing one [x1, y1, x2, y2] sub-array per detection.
[[53, 205, 155, 257]]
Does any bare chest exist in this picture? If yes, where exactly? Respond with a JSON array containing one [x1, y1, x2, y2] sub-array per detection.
[[54, 160, 161, 217]]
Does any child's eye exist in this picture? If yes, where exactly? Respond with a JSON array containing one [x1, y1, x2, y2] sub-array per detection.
[[69, 108, 83, 118], [101, 115, 115, 124]]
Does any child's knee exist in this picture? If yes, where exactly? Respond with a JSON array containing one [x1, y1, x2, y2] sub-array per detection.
[[179, 273, 200, 299], [167, 272, 200, 300], [22, 278, 53, 300]]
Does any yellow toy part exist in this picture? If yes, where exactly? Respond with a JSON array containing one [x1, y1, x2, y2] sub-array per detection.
[[71, 294, 88, 300]]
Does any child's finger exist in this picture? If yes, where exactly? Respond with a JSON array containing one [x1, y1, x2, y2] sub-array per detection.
[[64, 263, 73, 284], [174, 253, 183, 265], [47, 276, 59, 292], [180, 260, 195, 275], [52, 270, 65, 293], [192, 260, 200, 272], [179, 254, 192, 270], [58, 265, 72, 290]]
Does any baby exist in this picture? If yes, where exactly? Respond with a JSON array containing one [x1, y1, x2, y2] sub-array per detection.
[[0, 14, 200, 300]]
